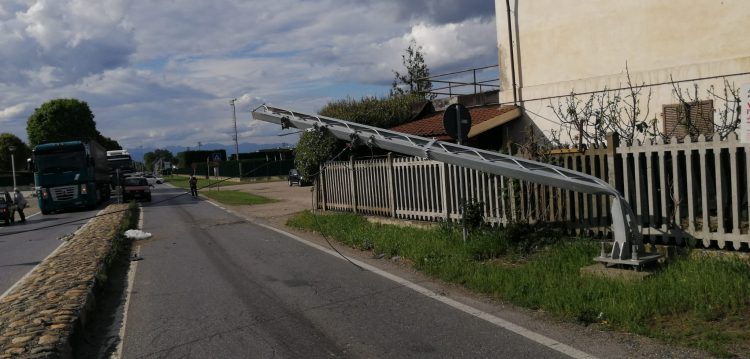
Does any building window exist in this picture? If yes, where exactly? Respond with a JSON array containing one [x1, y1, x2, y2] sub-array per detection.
[[662, 100, 714, 140]]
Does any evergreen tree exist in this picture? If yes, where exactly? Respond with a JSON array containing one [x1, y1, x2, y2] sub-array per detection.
[[391, 40, 434, 99]]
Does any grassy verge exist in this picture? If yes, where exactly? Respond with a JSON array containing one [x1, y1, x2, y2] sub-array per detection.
[[166, 174, 285, 186], [165, 175, 235, 190], [287, 211, 750, 357], [201, 190, 275, 206], [165, 175, 274, 206]]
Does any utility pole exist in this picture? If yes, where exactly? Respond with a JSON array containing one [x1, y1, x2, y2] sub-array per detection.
[[230, 98, 242, 180], [8, 146, 16, 190]]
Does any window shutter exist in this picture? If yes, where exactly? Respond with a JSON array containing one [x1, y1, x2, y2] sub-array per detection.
[[662, 100, 714, 140]]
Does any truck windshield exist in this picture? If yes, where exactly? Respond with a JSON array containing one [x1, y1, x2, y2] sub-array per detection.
[[108, 158, 132, 171], [36, 152, 86, 174]]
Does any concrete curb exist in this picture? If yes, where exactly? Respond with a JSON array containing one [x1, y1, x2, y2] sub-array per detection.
[[0, 204, 130, 358]]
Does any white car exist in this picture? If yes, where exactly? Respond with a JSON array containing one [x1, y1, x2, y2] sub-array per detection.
[[143, 174, 157, 186]]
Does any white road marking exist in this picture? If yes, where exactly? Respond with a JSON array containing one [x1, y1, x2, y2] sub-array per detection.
[[256, 221, 597, 359], [202, 198, 597, 359], [112, 205, 144, 359]]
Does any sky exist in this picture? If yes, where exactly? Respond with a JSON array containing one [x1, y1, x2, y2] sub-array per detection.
[[0, 0, 498, 151]]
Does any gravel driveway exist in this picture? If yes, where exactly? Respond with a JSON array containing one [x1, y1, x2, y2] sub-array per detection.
[[218, 180, 315, 224]]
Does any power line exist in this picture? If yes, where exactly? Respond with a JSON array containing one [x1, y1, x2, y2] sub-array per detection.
[[498, 70, 750, 107], [0, 160, 286, 238], [520, 106, 562, 126]]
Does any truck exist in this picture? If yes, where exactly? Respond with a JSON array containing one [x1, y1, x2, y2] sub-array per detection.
[[31, 140, 111, 214], [106, 149, 134, 188]]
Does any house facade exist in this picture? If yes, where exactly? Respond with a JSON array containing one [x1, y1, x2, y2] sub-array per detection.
[[495, 0, 750, 145]]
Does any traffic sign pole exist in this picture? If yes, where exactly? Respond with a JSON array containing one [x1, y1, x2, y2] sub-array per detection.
[[456, 105, 467, 242]]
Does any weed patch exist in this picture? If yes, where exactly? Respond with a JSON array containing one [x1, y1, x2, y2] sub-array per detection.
[[287, 211, 750, 357]]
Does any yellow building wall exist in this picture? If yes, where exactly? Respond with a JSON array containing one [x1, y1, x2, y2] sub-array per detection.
[[495, 0, 750, 140]]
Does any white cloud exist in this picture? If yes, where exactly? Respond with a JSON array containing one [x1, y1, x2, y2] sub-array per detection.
[[1, 0, 134, 86], [411, 19, 497, 69], [0, 103, 28, 122], [0, 0, 498, 152]]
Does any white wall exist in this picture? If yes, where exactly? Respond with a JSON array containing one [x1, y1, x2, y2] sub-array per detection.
[[495, 0, 750, 142]]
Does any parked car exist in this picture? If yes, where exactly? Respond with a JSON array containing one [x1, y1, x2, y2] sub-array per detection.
[[288, 169, 309, 186], [155, 176, 165, 184], [144, 174, 157, 186], [123, 177, 151, 202]]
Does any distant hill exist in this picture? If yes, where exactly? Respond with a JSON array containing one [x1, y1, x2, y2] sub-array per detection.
[[128, 142, 292, 162]]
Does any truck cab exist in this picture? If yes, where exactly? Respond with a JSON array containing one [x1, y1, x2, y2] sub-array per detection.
[[32, 141, 111, 214]]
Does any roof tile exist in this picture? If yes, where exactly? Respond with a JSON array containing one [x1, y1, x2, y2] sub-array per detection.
[[390, 105, 518, 139]]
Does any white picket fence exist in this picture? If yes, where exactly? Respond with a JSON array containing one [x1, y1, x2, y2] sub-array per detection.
[[316, 133, 750, 250], [617, 133, 749, 249]]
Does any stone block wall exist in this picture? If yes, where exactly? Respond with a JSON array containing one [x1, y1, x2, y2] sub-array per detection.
[[0, 204, 130, 358]]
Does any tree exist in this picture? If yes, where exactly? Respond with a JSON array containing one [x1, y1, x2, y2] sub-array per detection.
[[548, 65, 743, 149], [549, 65, 657, 148], [97, 134, 122, 151], [144, 149, 177, 170], [0, 133, 31, 171], [294, 129, 340, 180], [391, 40, 434, 99], [27, 98, 100, 147], [669, 77, 742, 141]]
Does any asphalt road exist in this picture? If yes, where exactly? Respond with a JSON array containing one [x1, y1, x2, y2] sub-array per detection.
[[120, 186, 575, 358], [0, 201, 108, 296]]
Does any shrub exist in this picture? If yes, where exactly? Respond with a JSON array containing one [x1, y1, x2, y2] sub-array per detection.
[[319, 93, 425, 129], [294, 129, 340, 179]]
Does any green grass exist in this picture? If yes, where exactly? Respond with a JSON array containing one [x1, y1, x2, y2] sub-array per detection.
[[165, 175, 235, 190], [165, 175, 274, 206], [287, 211, 750, 357], [201, 190, 274, 206]]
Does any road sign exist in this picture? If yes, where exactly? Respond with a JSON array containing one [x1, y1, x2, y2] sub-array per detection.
[[212, 153, 222, 162], [443, 103, 471, 143]]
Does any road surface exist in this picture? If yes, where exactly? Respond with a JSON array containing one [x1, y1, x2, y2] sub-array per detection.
[[119, 185, 578, 358], [0, 202, 108, 296]]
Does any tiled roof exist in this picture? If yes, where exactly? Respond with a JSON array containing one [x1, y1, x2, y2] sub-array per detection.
[[390, 105, 518, 141]]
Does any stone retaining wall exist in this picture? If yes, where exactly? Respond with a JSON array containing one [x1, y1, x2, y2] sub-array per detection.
[[0, 204, 131, 358]]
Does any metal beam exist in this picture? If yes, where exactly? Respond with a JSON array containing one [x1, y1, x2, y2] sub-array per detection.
[[251, 105, 658, 266]]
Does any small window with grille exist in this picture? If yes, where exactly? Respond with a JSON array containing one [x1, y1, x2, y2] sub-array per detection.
[[662, 100, 714, 140]]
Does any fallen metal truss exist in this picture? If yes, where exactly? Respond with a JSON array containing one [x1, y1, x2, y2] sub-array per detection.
[[252, 105, 660, 266]]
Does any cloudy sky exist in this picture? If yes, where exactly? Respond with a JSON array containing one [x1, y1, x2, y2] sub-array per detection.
[[0, 0, 498, 151]]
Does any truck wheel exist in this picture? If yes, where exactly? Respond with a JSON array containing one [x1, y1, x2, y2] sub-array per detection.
[[41, 209, 50, 215]]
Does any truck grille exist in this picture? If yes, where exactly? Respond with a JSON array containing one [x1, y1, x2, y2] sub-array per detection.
[[51, 186, 78, 201]]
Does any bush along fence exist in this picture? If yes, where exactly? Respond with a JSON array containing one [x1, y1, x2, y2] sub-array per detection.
[[174, 158, 295, 178], [315, 132, 750, 250]]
